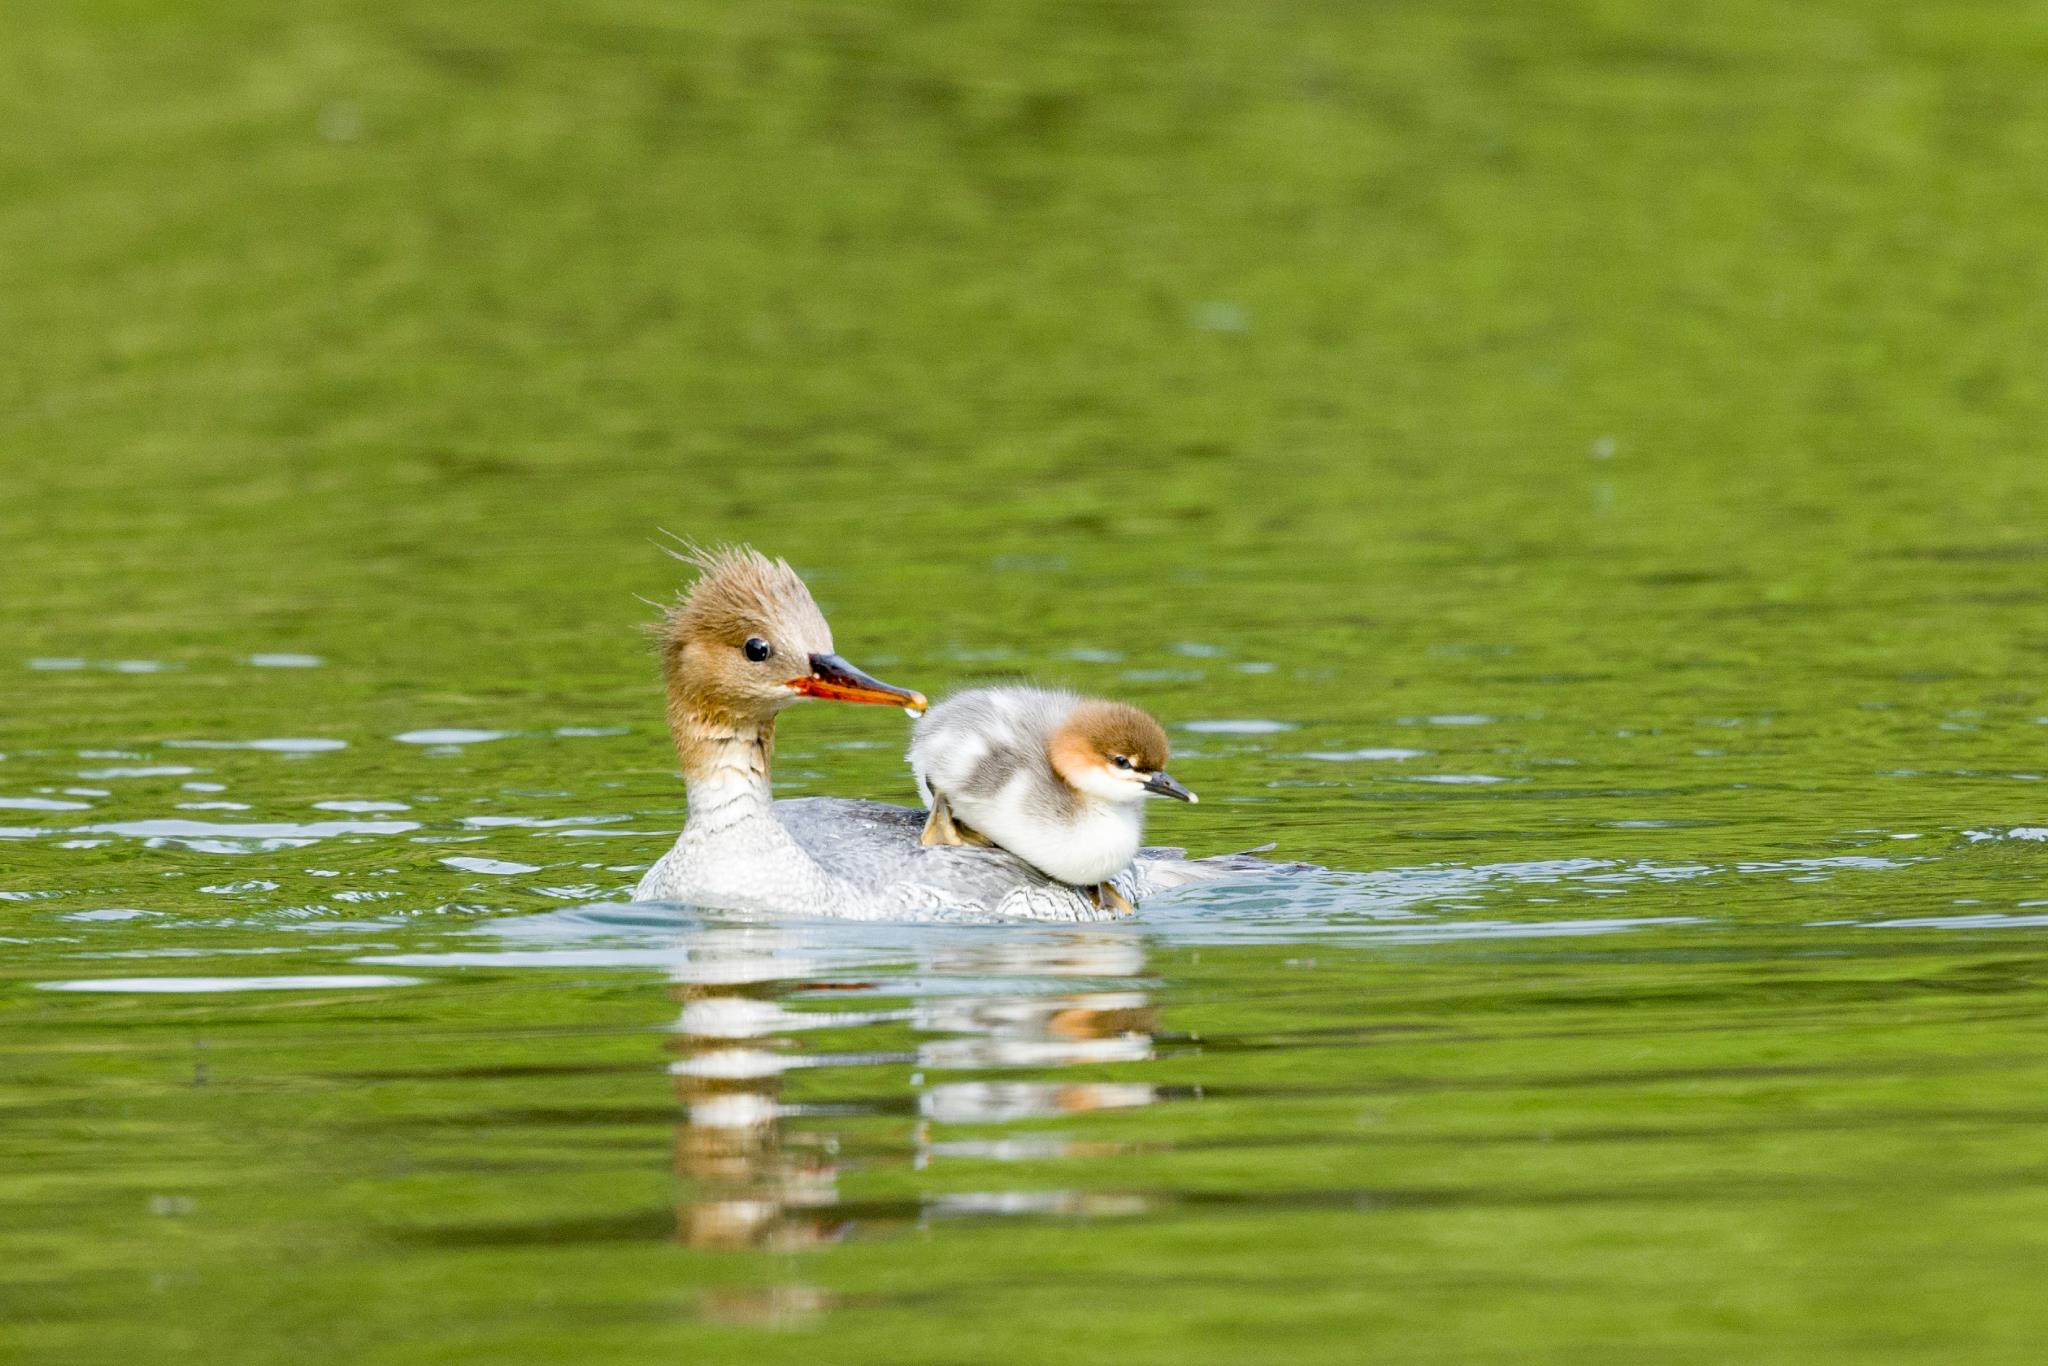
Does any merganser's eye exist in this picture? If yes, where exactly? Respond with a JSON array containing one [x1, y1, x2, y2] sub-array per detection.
[[1112, 755, 1133, 770], [743, 637, 773, 663]]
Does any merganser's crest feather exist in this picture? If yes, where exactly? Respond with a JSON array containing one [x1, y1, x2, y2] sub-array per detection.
[[656, 542, 832, 660]]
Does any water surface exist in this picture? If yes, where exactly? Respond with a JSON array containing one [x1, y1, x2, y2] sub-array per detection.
[[5, 1, 2048, 1361]]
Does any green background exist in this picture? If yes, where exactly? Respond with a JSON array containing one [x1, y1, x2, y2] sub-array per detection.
[[4, 2, 2047, 1362]]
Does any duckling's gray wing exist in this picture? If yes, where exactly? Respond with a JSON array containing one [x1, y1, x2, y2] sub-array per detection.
[[774, 797, 1289, 923]]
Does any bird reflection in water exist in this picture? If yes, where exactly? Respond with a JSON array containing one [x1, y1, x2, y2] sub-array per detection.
[[665, 922, 1159, 1253]]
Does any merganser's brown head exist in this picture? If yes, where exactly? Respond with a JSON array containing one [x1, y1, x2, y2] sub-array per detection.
[[1048, 699, 1197, 806], [656, 543, 926, 730]]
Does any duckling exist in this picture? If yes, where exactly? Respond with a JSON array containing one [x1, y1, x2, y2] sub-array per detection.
[[908, 687, 1198, 912]]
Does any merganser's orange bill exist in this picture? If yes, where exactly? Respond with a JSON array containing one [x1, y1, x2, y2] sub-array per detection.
[[791, 653, 928, 713]]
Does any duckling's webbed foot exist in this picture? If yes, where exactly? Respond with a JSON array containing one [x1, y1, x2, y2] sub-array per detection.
[[1090, 882, 1136, 916], [921, 791, 994, 848], [920, 792, 965, 847]]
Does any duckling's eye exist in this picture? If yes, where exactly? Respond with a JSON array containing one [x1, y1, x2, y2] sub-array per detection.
[[743, 637, 773, 663], [1111, 755, 1133, 771]]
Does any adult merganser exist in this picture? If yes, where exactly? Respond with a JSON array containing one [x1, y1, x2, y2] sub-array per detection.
[[632, 545, 1270, 921], [908, 687, 1197, 913]]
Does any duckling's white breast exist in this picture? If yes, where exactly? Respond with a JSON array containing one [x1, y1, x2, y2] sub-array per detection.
[[987, 796, 1142, 887]]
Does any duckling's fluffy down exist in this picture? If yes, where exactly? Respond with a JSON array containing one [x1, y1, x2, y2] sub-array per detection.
[[908, 686, 1150, 886]]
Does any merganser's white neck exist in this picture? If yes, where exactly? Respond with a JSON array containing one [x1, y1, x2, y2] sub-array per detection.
[[677, 718, 777, 837], [659, 711, 851, 913]]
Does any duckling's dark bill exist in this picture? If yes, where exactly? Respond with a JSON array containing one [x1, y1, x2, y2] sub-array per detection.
[[791, 653, 928, 712], [1144, 772, 1198, 803]]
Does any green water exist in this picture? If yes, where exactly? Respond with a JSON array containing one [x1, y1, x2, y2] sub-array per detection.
[[6, 1, 2048, 1361]]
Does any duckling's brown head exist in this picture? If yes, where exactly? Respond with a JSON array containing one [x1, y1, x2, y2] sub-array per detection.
[[656, 543, 926, 729], [1050, 699, 1198, 806]]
